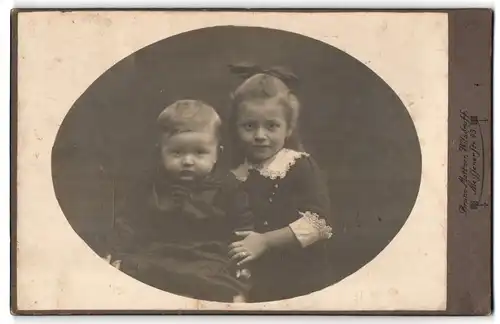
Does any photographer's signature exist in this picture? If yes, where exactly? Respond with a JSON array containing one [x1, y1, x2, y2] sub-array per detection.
[[457, 110, 488, 214]]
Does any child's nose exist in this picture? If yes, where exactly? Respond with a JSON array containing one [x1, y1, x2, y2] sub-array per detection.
[[182, 155, 195, 166], [254, 128, 266, 141]]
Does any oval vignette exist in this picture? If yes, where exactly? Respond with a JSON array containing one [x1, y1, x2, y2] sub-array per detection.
[[51, 26, 422, 302]]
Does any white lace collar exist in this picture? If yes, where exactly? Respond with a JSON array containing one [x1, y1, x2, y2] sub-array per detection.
[[232, 148, 309, 182]]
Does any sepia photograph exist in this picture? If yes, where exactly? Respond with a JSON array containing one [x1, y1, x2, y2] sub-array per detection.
[[51, 21, 423, 304], [12, 9, 491, 314]]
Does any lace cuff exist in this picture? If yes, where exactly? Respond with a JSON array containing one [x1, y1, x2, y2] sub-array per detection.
[[289, 211, 333, 248]]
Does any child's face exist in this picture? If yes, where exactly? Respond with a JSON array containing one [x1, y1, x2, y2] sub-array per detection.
[[236, 98, 292, 163], [160, 131, 218, 182]]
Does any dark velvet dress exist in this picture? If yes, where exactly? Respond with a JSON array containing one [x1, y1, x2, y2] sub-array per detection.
[[104, 169, 254, 302], [233, 149, 333, 302]]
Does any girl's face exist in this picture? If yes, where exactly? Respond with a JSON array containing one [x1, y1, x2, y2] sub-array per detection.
[[236, 98, 292, 163], [160, 131, 218, 182]]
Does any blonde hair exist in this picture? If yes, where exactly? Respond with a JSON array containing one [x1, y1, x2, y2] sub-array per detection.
[[231, 73, 301, 131], [157, 99, 221, 140], [229, 71, 305, 165]]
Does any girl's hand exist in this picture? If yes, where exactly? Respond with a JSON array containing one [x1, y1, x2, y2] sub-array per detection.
[[229, 231, 269, 266]]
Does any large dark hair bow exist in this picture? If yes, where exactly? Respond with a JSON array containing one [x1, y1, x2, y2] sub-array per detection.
[[228, 62, 299, 89]]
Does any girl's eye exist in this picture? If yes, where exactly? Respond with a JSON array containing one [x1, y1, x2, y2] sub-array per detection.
[[197, 151, 207, 155], [268, 122, 280, 130], [242, 123, 254, 130]]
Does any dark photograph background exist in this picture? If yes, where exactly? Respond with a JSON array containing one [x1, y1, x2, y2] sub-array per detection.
[[51, 26, 422, 293]]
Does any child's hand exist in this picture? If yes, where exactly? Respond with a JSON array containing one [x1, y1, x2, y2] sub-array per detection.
[[236, 268, 252, 280], [111, 260, 122, 270], [229, 231, 269, 266], [103, 254, 121, 270]]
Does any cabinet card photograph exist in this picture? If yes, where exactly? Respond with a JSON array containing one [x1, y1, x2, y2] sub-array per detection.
[[12, 9, 492, 315]]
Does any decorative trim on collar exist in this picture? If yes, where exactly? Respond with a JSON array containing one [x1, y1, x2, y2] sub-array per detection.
[[232, 148, 309, 182]]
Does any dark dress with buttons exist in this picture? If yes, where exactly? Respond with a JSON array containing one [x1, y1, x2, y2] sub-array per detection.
[[238, 153, 333, 302], [104, 169, 254, 302]]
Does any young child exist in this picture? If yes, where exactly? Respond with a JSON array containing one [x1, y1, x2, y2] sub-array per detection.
[[227, 64, 334, 302], [104, 100, 253, 303]]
